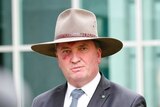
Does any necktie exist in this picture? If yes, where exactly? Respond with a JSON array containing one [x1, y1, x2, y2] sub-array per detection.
[[70, 89, 84, 107]]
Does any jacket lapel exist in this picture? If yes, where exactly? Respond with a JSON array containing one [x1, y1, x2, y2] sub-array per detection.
[[87, 75, 111, 107], [52, 83, 67, 107]]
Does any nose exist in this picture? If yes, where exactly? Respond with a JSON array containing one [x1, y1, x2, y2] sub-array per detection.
[[70, 53, 80, 64]]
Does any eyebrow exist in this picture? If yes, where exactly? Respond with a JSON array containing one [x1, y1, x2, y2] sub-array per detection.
[[59, 46, 70, 51]]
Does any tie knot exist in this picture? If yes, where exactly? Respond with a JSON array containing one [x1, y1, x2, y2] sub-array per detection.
[[71, 89, 84, 99]]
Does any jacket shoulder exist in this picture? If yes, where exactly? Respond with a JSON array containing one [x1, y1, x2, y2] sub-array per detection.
[[32, 84, 66, 107], [109, 81, 146, 106], [110, 81, 138, 97]]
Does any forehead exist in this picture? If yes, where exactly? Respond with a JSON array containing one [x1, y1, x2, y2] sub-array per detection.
[[56, 40, 95, 48]]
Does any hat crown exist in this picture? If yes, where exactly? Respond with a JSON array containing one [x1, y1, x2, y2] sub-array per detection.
[[55, 8, 98, 40], [31, 8, 123, 58]]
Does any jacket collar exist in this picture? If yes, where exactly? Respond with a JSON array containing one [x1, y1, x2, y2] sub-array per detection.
[[87, 74, 111, 107]]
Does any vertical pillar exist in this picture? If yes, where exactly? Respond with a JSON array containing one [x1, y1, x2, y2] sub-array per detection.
[[11, 0, 23, 107]]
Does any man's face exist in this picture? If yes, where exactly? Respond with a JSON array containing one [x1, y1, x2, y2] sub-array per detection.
[[56, 40, 102, 87]]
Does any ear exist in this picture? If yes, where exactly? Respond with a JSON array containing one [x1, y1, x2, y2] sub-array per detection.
[[97, 48, 102, 64]]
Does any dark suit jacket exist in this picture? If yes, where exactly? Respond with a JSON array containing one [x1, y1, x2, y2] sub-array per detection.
[[32, 75, 147, 107]]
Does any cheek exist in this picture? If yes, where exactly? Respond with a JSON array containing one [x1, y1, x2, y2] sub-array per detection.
[[57, 59, 68, 75], [86, 54, 100, 66], [62, 54, 69, 60]]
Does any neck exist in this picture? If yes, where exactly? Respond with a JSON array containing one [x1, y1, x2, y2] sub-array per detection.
[[69, 72, 99, 88]]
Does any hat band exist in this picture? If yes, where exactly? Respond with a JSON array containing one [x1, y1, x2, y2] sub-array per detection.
[[55, 33, 96, 39]]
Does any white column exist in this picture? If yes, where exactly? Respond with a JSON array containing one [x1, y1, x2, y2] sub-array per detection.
[[71, 0, 81, 8], [135, 0, 144, 95], [11, 0, 24, 107]]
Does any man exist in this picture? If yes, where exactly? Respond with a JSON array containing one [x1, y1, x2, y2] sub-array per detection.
[[31, 8, 146, 107]]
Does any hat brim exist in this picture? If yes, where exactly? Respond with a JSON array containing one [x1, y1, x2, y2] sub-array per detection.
[[31, 37, 123, 57]]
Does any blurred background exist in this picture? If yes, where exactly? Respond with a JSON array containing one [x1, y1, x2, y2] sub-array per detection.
[[0, 0, 160, 107]]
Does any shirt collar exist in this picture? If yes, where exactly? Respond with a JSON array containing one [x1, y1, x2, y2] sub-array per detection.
[[81, 72, 101, 98]]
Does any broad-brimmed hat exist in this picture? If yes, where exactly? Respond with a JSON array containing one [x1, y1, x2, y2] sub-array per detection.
[[31, 8, 123, 57]]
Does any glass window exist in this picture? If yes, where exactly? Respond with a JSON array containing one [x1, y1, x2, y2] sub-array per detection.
[[0, 53, 12, 71], [109, 48, 136, 90], [22, 0, 71, 44], [143, 0, 160, 40], [82, 0, 108, 37], [144, 47, 160, 107], [22, 52, 66, 107], [0, 0, 12, 45], [82, 0, 136, 41]]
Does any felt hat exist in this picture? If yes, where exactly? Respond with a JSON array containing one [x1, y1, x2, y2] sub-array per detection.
[[31, 8, 123, 57]]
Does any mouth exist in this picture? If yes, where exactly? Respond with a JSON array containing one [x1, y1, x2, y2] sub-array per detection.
[[70, 66, 84, 72]]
